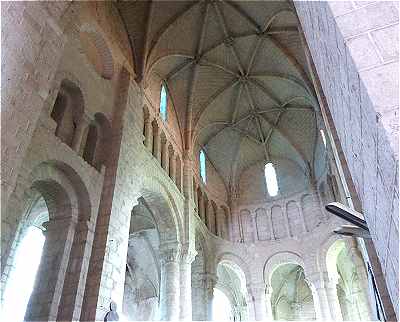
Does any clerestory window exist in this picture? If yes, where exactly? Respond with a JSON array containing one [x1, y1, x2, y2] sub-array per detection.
[[159, 83, 168, 121], [200, 149, 206, 183], [320, 129, 327, 147], [265, 162, 278, 197]]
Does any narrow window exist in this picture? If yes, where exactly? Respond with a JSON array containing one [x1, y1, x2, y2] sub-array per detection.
[[200, 149, 206, 183], [265, 162, 278, 197], [159, 84, 168, 121], [320, 129, 327, 147]]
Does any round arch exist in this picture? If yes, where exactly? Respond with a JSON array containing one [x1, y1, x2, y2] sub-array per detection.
[[263, 251, 305, 286], [135, 175, 184, 244], [80, 23, 115, 80], [216, 252, 252, 285], [316, 233, 344, 274]]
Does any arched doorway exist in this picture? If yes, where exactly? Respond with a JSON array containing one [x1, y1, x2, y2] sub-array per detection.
[[326, 240, 374, 321], [215, 260, 249, 321], [122, 201, 160, 321], [270, 263, 316, 320], [122, 191, 181, 321]]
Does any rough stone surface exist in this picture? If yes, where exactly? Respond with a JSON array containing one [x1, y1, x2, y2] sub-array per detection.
[[1, 1, 397, 321]]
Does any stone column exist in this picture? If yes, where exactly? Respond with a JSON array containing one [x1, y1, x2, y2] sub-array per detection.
[[25, 215, 77, 321], [144, 116, 153, 150], [297, 200, 308, 233], [72, 114, 90, 153], [170, 150, 176, 182], [192, 272, 207, 321], [198, 195, 205, 223], [205, 273, 218, 321], [153, 122, 161, 162], [283, 203, 292, 237], [324, 274, 343, 321], [179, 248, 197, 320], [159, 244, 181, 321], [250, 212, 258, 242], [249, 282, 267, 321], [306, 272, 333, 321], [161, 138, 170, 174], [265, 285, 274, 320]]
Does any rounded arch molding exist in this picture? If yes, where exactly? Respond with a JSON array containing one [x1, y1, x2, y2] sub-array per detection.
[[263, 251, 305, 286], [215, 252, 252, 285], [133, 174, 185, 244], [25, 160, 92, 222]]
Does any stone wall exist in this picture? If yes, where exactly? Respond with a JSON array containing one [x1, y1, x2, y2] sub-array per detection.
[[2, 2, 396, 321], [328, 1, 399, 157], [294, 0, 399, 316]]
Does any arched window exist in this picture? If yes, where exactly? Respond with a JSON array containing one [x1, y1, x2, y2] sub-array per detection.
[[159, 84, 168, 121], [320, 129, 327, 147], [265, 162, 278, 197], [200, 149, 206, 183]]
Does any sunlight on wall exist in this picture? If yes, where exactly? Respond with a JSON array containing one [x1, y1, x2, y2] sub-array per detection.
[[212, 288, 233, 321], [2, 226, 45, 322]]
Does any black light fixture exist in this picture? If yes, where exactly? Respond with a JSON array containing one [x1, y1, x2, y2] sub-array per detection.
[[325, 202, 371, 238]]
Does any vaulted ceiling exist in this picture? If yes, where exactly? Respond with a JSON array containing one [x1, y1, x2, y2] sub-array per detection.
[[117, 1, 326, 190]]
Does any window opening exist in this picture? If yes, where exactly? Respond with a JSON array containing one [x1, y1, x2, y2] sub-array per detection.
[[200, 149, 206, 183], [159, 84, 168, 121], [265, 162, 278, 197]]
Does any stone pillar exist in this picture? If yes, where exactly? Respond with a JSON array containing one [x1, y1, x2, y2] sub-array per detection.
[[159, 244, 181, 321], [170, 150, 176, 182], [297, 200, 308, 233], [179, 248, 197, 320], [283, 203, 292, 237], [204, 199, 209, 228], [324, 275, 344, 321], [72, 114, 90, 154], [161, 138, 170, 174], [249, 282, 267, 321], [25, 215, 77, 321], [153, 122, 161, 162], [265, 285, 274, 320], [307, 272, 333, 321], [307, 271, 343, 321], [250, 212, 258, 242], [192, 272, 208, 321], [198, 195, 205, 223], [144, 116, 153, 150], [267, 210, 275, 240], [205, 273, 218, 321]]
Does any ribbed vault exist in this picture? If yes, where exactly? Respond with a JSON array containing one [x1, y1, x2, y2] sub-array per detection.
[[117, 0, 326, 192]]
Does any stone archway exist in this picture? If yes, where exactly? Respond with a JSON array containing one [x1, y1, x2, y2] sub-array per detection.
[[2, 161, 92, 322]]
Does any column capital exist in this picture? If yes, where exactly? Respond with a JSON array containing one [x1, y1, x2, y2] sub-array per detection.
[[202, 272, 218, 290], [159, 242, 181, 264], [180, 249, 197, 264]]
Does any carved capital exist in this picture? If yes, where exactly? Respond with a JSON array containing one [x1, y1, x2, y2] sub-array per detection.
[[159, 242, 181, 264], [180, 248, 197, 264]]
